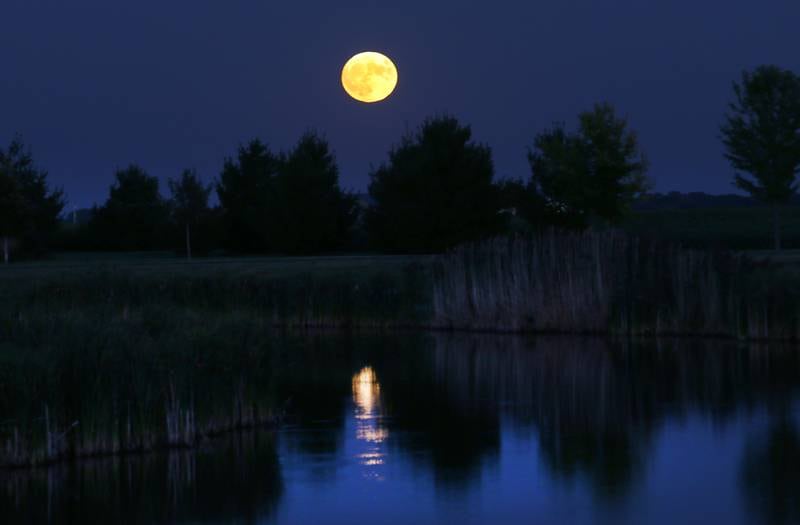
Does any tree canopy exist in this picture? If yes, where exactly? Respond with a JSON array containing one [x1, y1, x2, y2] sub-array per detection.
[[721, 65, 800, 250], [365, 116, 501, 253], [90, 165, 169, 250], [215, 135, 356, 254], [527, 103, 650, 229], [271, 132, 357, 254], [0, 139, 64, 261], [216, 140, 280, 253]]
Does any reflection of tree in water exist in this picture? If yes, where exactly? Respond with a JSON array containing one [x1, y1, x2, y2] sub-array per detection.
[[274, 332, 800, 499], [430, 334, 800, 502], [0, 430, 283, 524], [274, 334, 355, 465], [741, 417, 800, 525], [371, 336, 501, 491]]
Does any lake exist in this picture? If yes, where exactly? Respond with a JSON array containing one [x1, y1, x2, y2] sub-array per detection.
[[2, 333, 799, 524]]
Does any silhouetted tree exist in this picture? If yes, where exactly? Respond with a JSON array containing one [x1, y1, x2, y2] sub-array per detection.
[[272, 132, 357, 254], [721, 65, 800, 251], [366, 116, 501, 253], [0, 139, 64, 262], [90, 165, 169, 250], [216, 140, 279, 253], [169, 169, 212, 260], [528, 103, 650, 229], [0, 165, 24, 264]]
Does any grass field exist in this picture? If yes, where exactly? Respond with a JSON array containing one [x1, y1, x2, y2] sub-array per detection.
[[0, 252, 429, 278], [625, 206, 800, 250], [0, 252, 435, 334]]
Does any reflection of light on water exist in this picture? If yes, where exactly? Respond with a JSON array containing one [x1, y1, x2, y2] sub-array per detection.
[[351, 367, 388, 480], [357, 426, 389, 443], [357, 451, 384, 466], [353, 367, 381, 418]]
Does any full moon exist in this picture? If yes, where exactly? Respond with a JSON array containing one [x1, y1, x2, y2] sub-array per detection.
[[341, 52, 398, 103]]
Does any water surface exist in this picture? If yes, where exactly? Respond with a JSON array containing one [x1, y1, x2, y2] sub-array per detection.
[[3, 334, 799, 524]]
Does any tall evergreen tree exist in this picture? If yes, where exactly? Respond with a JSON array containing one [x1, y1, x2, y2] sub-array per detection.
[[216, 140, 280, 253], [0, 139, 64, 262], [721, 65, 800, 251], [273, 132, 357, 254], [90, 165, 169, 250], [366, 116, 501, 253]]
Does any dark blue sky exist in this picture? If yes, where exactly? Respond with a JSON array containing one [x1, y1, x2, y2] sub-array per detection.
[[1, 0, 798, 209]]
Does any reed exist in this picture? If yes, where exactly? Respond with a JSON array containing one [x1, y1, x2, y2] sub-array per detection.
[[0, 309, 287, 468], [432, 231, 800, 339]]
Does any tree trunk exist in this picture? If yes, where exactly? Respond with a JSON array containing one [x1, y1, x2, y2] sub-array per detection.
[[772, 205, 782, 252], [185, 223, 192, 261], [2, 237, 8, 264]]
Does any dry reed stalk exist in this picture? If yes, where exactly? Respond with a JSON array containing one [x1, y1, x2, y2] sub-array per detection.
[[432, 231, 799, 339]]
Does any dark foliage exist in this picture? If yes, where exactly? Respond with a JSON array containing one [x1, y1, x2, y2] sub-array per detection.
[[721, 65, 800, 250], [271, 132, 357, 254], [365, 116, 502, 253], [528, 103, 650, 229], [216, 135, 356, 254], [89, 165, 170, 250], [0, 139, 64, 261], [216, 140, 281, 253]]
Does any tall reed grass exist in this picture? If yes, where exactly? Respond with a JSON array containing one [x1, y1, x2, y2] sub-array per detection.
[[432, 231, 800, 339], [0, 310, 286, 468]]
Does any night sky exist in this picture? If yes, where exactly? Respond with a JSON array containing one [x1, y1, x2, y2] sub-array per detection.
[[1, 1, 798, 209]]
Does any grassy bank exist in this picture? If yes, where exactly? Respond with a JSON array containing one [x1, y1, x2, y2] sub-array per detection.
[[0, 310, 290, 468], [0, 254, 433, 329], [4, 240, 800, 341]]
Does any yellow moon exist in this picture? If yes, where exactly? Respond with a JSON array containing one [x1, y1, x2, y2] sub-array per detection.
[[341, 51, 398, 103]]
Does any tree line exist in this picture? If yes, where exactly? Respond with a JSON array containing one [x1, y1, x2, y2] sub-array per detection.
[[78, 133, 358, 258], [1, 64, 798, 262]]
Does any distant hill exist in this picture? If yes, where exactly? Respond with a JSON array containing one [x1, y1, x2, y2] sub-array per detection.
[[634, 192, 800, 211]]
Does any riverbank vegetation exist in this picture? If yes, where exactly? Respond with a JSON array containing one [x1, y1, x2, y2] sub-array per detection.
[[433, 232, 800, 339], [0, 311, 283, 468], [3, 233, 800, 344]]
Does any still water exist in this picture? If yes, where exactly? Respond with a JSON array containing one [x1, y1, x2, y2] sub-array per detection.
[[3, 334, 799, 524]]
